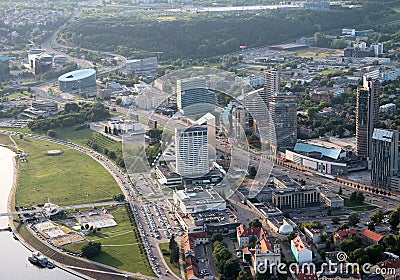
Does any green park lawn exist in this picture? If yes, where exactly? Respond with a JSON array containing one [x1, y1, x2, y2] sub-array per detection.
[[63, 206, 155, 276], [0, 133, 14, 147], [13, 136, 120, 207], [344, 198, 378, 211], [159, 242, 182, 278]]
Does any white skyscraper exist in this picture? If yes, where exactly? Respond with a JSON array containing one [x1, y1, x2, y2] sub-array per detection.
[[175, 126, 209, 178]]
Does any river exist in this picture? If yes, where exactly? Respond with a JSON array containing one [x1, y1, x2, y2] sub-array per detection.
[[0, 146, 82, 280]]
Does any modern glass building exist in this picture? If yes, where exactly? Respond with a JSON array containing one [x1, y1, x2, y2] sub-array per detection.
[[371, 129, 399, 190], [177, 77, 216, 116], [58, 69, 96, 92]]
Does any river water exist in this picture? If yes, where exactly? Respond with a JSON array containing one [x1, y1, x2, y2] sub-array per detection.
[[0, 146, 81, 280]]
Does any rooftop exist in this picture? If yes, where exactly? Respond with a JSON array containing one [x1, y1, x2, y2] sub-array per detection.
[[58, 69, 96, 82], [294, 142, 342, 160], [362, 229, 383, 242]]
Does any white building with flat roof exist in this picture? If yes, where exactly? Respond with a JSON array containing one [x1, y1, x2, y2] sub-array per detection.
[[173, 188, 226, 214]]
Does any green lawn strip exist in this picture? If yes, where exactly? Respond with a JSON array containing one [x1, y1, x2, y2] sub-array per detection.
[[343, 198, 377, 211], [159, 242, 181, 277], [344, 198, 369, 207], [63, 206, 155, 276], [0, 133, 14, 146], [13, 136, 120, 207]]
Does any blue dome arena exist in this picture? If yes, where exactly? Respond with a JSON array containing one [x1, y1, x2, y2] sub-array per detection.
[[58, 69, 96, 92]]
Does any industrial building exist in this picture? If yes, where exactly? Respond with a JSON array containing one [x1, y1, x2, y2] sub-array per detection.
[[58, 69, 97, 92]]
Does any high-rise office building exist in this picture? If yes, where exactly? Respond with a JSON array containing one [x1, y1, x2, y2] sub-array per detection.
[[355, 76, 380, 159], [232, 104, 253, 139], [371, 129, 399, 190], [0, 56, 10, 82], [177, 77, 216, 116], [262, 69, 280, 108], [269, 92, 297, 150], [175, 126, 209, 178]]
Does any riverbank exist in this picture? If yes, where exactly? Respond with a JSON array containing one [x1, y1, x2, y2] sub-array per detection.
[[0, 133, 153, 280]]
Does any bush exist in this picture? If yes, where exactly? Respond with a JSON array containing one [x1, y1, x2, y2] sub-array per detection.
[[82, 241, 102, 258], [47, 130, 56, 137]]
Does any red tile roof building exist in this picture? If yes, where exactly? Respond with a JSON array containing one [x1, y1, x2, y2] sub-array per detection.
[[183, 232, 209, 280], [361, 229, 383, 246], [333, 229, 358, 246], [236, 224, 281, 274]]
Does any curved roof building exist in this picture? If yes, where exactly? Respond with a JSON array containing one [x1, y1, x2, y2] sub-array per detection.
[[278, 224, 293, 235], [58, 69, 96, 92]]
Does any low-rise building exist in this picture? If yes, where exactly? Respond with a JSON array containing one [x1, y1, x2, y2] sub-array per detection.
[[333, 229, 358, 246], [361, 229, 383, 246], [291, 235, 312, 264], [31, 100, 58, 112], [319, 187, 344, 210], [173, 187, 226, 215], [155, 165, 182, 188], [236, 224, 262, 248], [237, 225, 281, 272], [183, 231, 209, 257], [372, 258, 400, 280], [304, 227, 321, 244]]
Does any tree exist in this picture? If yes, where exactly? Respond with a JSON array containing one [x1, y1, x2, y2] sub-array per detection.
[[47, 130, 56, 137], [169, 235, 177, 251], [339, 239, 359, 255], [108, 151, 116, 160], [211, 233, 223, 243], [170, 246, 179, 264], [247, 166, 257, 179], [366, 245, 384, 264], [338, 186, 343, 196], [249, 218, 262, 228], [348, 213, 360, 226], [287, 232, 297, 241], [105, 126, 108, 134], [222, 258, 241, 279], [113, 127, 118, 135], [82, 241, 102, 258], [115, 98, 122, 105], [332, 217, 340, 224], [350, 248, 370, 265], [237, 270, 253, 280], [64, 102, 80, 113], [338, 223, 349, 231], [388, 210, 400, 229], [370, 210, 384, 225], [349, 191, 365, 204], [19, 134, 24, 140]]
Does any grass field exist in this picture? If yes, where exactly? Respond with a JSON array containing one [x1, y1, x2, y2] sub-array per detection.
[[159, 242, 182, 278], [63, 206, 155, 276], [0, 133, 14, 147], [344, 198, 378, 211], [13, 136, 120, 207]]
